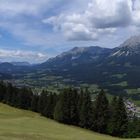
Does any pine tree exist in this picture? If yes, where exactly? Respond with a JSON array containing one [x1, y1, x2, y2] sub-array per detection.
[[54, 88, 76, 124], [112, 96, 128, 137], [69, 88, 79, 125], [127, 117, 140, 138], [93, 89, 109, 133], [60, 89, 71, 124], [54, 90, 66, 123], [4, 83, 13, 104], [11, 87, 19, 107], [107, 96, 118, 135], [37, 90, 48, 115], [79, 88, 93, 129], [31, 94, 39, 112], [43, 93, 57, 119], [54, 97, 62, 122], [78, 89, 84, 113], [18, 87, 33, 109], [0, 81, 6, 101]]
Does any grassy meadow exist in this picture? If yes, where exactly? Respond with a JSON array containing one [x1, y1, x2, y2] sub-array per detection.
[[0, 103, 139, 140]]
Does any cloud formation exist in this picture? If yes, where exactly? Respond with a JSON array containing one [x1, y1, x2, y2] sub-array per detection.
[[0, 0, 54, 17], [0, 0, 140, 62], [44, 0, 140, 41], [1, 0, 140, 45], [0, 49, 47, 62], [0, 0, 64, 48]]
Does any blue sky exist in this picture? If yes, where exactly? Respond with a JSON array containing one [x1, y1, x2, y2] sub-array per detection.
[[0, 0, 140, 63]]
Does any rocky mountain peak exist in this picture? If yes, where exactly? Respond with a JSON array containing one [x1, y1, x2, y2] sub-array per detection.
[[56, 46, 102, 58], [120, 35, 140, 49], [111, 35, 140, 57]]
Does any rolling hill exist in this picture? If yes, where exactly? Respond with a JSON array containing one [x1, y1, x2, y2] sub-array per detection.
[[0, 103, 139, 140]]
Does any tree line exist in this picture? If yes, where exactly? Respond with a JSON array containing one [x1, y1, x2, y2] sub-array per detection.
[[0, 81, 139, 138]]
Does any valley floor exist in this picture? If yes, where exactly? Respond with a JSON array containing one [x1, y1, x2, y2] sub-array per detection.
[[0, 103, 139, 140]]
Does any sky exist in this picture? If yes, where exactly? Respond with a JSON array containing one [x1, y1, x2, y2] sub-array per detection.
[[0, 0, 140, 63]]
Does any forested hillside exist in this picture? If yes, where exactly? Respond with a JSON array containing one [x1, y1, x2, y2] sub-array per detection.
[[0, 81, 139, 138], [1, 36, 140, 104]]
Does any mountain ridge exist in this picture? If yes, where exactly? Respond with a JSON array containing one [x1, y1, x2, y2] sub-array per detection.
[[0, 36, 140, 101]]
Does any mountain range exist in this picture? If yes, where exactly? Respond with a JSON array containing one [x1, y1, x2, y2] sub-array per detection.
[[0, 36, 140, 101]]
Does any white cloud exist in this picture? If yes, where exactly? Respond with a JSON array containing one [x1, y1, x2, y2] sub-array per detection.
[[88, 0, 132, 28], [132, 0, 140, 26], [0, 0, 53, 17], [43, 0, 140, 41], [0, 0, 65, 48], [0, 0, 139, 54], [0, 49, 47, 62]]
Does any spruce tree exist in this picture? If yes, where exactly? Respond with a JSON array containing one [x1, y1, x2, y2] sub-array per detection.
[[107, 96, 118, 135], [54, 88, 77, 124], [43, 93, 57, 119], [4, 83, 13, 104], [127, 118, 140, 138], [31, 94, 39, 112], [93, 89, 109, 133], [78, 88, 84, 120], [11, 87, 18, 107], [69, 88, 79, 125], [54, 94, 63, 122], [54, 90, 67, 123], [112, 96, 128, 137], [60, 89, 71, 124], [0, 81, 6, 101], [37, 90, 48, 115], [79, 88, 93, 129]]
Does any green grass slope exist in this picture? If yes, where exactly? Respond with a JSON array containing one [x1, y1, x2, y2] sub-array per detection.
[[0, 103, 139, 140]]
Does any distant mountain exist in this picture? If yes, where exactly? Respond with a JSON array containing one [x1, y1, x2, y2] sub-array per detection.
[[0, 62, 32, 77], [111, 36, 140, 57], [11, 61, 31, 66], [37, 35, 140, 72], [41, 46, 112, 68], [33, 36, 140, 99], [120, 35, 140, 50], [0, 62, 14, 71], [108, 36, 140, 66], [0, 36, 140, 101]]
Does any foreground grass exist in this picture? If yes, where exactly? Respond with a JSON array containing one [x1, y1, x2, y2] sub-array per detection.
[[0, 103, 139, 140]]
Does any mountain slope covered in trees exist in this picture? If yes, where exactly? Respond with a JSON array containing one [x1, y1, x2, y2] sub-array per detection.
[[0, 81, 140, 138], [0, 36, 140, 101]]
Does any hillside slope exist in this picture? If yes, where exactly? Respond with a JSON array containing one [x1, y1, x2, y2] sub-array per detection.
[[0, 103, 139, 140]]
